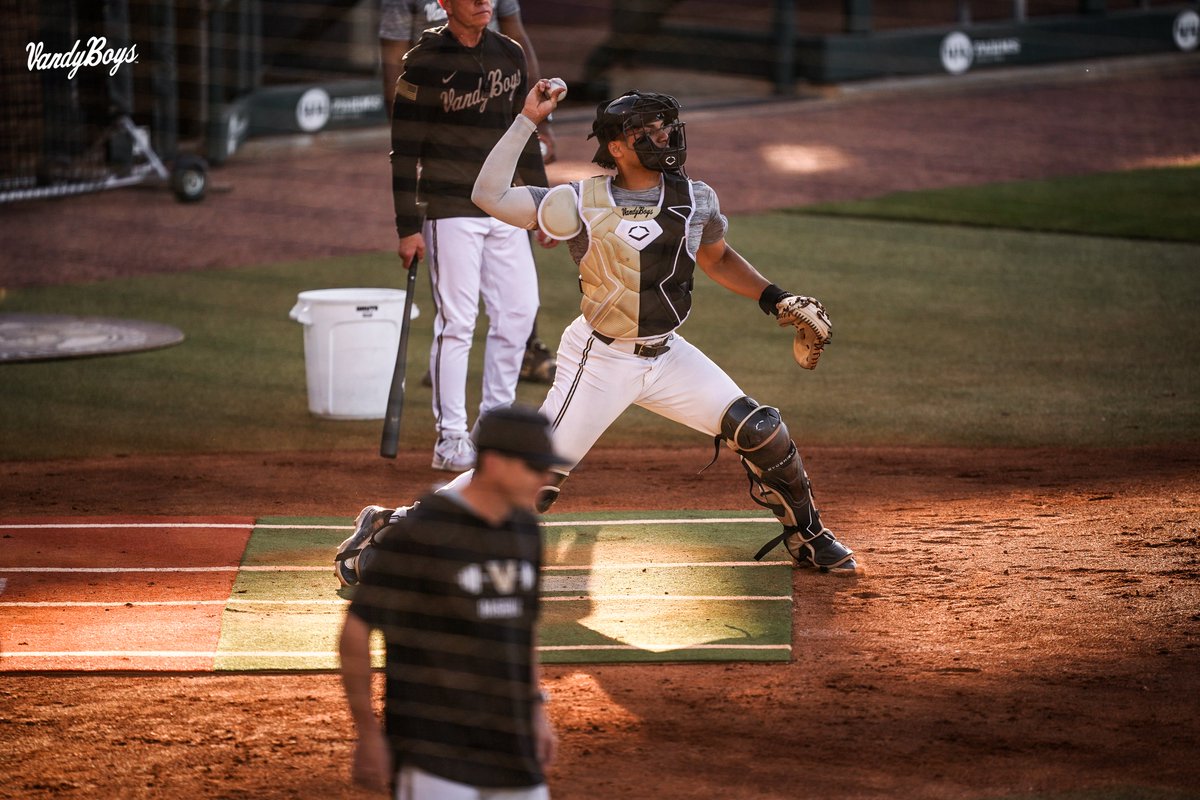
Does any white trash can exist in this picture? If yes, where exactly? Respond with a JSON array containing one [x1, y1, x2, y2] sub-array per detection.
[[288, 288, 419, 420]]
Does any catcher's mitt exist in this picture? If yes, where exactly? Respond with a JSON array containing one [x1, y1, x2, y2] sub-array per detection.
[[775, 295, 832, 370]]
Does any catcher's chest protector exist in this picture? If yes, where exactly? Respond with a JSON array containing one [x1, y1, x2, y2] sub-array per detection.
[[577, 175, 696, 338]]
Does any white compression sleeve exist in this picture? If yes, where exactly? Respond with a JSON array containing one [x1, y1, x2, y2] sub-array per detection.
[[470, 114, 541, 229]]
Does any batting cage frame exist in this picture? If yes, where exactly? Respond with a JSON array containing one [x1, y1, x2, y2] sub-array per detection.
[[0, 0, 208, 205]]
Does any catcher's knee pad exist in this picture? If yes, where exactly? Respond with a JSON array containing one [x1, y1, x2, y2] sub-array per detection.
[[720, 395, 824, 543], [720, 396, 791, 465], [536, 471, 569, 513]]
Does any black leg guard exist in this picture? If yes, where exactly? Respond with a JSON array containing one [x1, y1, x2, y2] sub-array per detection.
[[721, 396, 859, 574], [536, 470, 569, 513]]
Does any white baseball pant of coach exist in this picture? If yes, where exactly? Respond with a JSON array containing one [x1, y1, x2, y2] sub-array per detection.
[[424, 215, 539, 437]]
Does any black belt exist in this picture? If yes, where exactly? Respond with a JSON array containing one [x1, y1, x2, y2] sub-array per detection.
[[591, 331, 672, 358]]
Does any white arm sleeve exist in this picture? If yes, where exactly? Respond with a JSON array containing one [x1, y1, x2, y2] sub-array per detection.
[[470, 115, 541, 230]]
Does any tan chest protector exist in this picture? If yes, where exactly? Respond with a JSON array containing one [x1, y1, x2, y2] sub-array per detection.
[[570, 175, 696, 339]]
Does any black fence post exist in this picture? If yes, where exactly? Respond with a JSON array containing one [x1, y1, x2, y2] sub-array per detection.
[[206, 0, 227, 164], [149, 0, 179, 160], [844, 0, 872, 34], [106, 0, 135, 171], [773, 0, 796, 95]]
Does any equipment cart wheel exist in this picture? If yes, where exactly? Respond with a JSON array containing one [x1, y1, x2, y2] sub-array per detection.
[[171, 155, 208, 203]]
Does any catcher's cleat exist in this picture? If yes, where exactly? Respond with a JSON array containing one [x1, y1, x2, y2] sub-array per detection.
[[520, 339, 557, 384], [335, 505, 395, 587], [784, 527, 862, 576]]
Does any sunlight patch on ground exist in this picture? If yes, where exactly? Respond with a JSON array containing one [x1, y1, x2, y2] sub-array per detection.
[[760, 143, 853, 174], [1121, 153, 1200, 169]]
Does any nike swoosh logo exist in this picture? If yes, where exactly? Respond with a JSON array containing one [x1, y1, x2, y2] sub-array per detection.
[[441, 71, 457, 83]]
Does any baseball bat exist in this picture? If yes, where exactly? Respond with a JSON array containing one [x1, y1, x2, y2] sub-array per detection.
[[379, 248, 421, 459]]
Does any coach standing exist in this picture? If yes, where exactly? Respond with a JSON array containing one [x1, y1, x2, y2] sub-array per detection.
[[378, 0, 557, 162], [391, 0, 549, 473], [339, 405, 565, 798]]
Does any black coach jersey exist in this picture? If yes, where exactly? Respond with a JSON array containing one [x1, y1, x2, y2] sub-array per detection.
[[391, 26, 547, 236], [348, 492, 544, 788]]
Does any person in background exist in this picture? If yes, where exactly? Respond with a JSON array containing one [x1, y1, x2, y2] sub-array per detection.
[[389, 0, 549, 471], [381, 0, 559, 391], [379, 0, 556, 162]]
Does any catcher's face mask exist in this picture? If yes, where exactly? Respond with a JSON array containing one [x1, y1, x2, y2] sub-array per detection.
[[589, 90, 687, 174]]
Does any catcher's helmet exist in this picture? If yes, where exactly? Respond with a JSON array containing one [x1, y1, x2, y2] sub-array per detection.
[[589, 90, 687, 174]]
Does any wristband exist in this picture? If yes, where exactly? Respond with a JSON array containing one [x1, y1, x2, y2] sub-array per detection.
[[758, 283, 792, 316]]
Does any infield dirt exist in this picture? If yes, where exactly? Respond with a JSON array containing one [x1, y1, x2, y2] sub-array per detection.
[[2, 59, 1200, 799]]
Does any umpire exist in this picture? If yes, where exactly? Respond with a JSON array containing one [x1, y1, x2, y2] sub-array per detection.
[[339, 405, 568, 799]]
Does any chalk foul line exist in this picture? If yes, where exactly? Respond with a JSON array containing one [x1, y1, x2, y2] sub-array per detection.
[[0, 516, 775, 531], [0, 560, 790, 574], [1, 593, 790, 608], [1, 643, 790, 660]]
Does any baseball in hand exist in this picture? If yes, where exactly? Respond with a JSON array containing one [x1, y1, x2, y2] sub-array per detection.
[[547, 78, 568, 101]]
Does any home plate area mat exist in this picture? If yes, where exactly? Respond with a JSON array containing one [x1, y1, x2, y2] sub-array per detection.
[[0, 511, 793, 671]]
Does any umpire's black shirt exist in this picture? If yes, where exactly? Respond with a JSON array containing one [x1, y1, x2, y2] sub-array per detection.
[[348, 491, 544, 788], [390, 25, 547, 237]]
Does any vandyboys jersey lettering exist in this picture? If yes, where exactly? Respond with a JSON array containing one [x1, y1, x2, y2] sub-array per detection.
[[391, 26, 544, 232]]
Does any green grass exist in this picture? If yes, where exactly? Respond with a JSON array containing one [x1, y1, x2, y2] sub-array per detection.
[[797, 165, 1200, 243], [2, 167, 1198, 459], [0, 253, 565, 459]]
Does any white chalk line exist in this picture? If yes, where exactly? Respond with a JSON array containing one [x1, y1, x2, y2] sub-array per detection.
[[0, 516, 784, 576], [0, 560, 788, 574], [0, 517, 775, 531], [539, 644, 790, 652], [0, 643, 790, 660], [0, 522, 256, 530], [1, 593, 790, 608]]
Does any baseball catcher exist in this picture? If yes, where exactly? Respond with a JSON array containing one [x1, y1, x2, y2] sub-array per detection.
[[339, 80, 860, 582]]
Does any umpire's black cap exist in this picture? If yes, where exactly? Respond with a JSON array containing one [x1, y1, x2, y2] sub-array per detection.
[[473, 405, 571, 469]]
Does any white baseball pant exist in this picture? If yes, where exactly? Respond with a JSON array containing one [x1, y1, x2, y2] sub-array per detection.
[[431, 315, 744, 497], [424, 216, 538, 436], [540, 315, 745, 469]]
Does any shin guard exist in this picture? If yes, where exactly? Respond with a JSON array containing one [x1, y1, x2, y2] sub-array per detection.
[[720, 396, 856, 572]]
